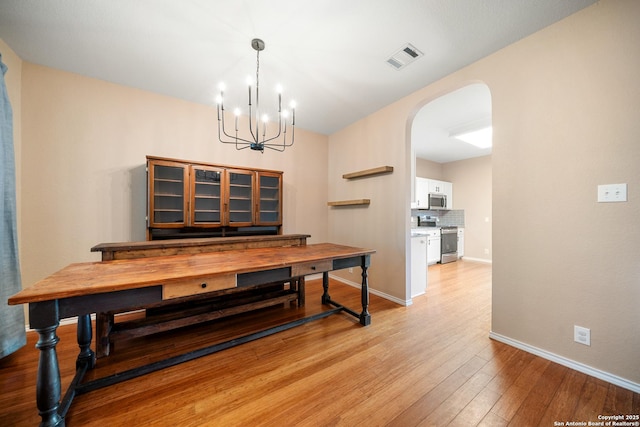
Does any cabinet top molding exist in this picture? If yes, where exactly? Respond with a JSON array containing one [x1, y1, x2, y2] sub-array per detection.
[[147, 155, 283, 175], [342, 166, 393, 180]]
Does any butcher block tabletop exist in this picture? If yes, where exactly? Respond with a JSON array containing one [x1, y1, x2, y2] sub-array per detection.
[[8, 243, 375, 305]]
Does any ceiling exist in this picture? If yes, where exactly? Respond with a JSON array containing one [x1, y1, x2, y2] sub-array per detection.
[[412, 83, 492, 163], [0, 0, 596, 161]]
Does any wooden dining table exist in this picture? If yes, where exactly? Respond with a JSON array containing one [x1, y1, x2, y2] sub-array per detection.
[[8, 242, 374, 427]]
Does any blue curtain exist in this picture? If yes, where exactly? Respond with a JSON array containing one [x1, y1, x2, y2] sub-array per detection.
[[0, 52, 26, 358]]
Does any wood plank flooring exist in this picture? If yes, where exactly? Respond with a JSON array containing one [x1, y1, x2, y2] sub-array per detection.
[[1, 260, 638, 426]]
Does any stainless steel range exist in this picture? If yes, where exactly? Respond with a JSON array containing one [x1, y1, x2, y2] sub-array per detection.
[[440, 226, 458, 264]]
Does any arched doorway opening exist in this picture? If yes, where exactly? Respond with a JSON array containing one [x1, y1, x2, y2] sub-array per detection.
[[408, 83, 492, 300]]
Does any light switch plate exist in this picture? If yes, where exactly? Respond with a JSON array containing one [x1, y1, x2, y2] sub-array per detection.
[[597, 183, 627, 202]]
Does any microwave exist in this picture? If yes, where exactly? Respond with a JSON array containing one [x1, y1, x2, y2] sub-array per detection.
[[428, 193, 447, 210]]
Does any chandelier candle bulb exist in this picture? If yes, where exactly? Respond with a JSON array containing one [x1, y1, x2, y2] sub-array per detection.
[[234, 108, 241, 131]]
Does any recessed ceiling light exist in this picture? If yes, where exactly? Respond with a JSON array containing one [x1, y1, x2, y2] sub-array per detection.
[[451, 126, 492, 148]]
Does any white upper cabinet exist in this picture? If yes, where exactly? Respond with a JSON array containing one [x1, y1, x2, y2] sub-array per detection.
[[415, 177, 430, 208], [415, 178, 453, 209], [430, 180, 453, 209]]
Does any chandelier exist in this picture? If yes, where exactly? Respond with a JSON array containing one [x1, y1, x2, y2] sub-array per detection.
[[216, 38, 296, 152]]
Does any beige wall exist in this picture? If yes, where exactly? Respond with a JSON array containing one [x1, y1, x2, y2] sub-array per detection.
[[328, 101, 412, 302], [329, 0, 639, 386], [489, 0, 639, 387], [18, 63, 329, 294], [442, 155, 492, 261], [415, 157, 443, 180]]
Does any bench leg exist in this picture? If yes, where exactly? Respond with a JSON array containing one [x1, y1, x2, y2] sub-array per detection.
[[298, 277, 306, 306], [95, 312, 114, 358]]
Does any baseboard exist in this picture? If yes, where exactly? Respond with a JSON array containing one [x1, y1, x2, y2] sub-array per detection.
[[461, 256, 492, 264], [329, 274, 408, 306], [489, 331, 640, 394]]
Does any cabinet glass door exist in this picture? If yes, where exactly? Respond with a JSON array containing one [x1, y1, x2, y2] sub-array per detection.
[[226, 170, 254, 226], [149, 162, 187, 227], [191, 166, 223, 226], [256, 172, 282, 225]]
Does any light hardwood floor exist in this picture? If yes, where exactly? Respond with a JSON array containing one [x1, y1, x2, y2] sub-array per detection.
[[1, 260, 638, 426]]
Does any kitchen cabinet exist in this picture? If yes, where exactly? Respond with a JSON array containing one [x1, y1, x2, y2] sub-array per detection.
[[457, 228, 465, 258], [411, 235, 427, 297], [414, 177, 453, 209], [415, 177, 429, 208], [147, 156, 282, 239], [428, 179, 453, 209], [426, 228, 441, 265]]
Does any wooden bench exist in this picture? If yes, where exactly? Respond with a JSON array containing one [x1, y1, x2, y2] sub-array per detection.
[[90, 234, 310, 358]]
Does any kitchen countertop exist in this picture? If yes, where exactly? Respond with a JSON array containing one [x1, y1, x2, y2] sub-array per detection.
[[411, 227, 441, 237]]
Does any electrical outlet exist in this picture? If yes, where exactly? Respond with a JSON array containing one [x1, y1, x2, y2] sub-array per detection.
[[574, 325, 591, 346], [348, 268, 353, 273]]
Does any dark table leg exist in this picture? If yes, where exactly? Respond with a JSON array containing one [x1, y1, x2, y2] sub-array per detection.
[[30, 301, 64, 427], [359, 255, 371, 326], [76, 314, 96, 370], [321, 272, 331, 304]]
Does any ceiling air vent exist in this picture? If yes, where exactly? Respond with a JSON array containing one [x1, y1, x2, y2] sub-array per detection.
[[386, 43, 423, 70]]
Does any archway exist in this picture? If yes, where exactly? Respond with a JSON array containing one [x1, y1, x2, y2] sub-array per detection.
[[408, 83, 492, 300]]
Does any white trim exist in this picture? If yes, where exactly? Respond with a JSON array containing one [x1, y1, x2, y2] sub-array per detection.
[[489, 331, 640, 394], [328, 274, 409, 306], [461, 256, 492, 264]]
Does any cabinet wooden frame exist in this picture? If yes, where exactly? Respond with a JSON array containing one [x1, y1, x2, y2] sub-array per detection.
[[189, 164, 225, 227], [256, 171, 283, 225], [225, 168, 256, 227], [148, 159, 189, 228], [147, 156, 283, 236]]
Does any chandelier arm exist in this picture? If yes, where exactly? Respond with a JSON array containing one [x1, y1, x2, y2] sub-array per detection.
[[218, 105, 294, 151], [264, 126, 295, 151], [259, 115, 284, 145], [218, 111, 256, 145], [263, 121, 294, 149]]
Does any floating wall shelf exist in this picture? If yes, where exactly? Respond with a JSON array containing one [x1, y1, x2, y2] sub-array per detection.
[[342, 166, 393, 180], [327, 199, 371, 207]]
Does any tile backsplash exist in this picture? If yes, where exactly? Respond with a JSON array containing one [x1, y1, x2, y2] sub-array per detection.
[[411, 209, 465, 228]]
